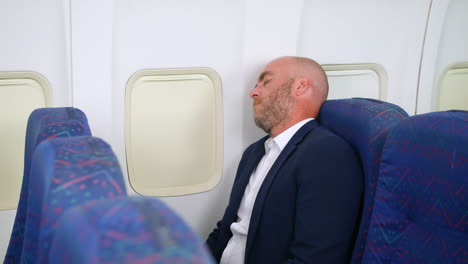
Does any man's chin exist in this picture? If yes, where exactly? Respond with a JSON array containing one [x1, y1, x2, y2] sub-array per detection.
[[254, 119, 270, 134]]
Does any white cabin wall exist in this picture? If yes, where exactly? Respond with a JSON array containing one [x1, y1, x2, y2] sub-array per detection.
[[0, 0, 71, 105], [70, 0, 114, 141], [0, 0, 71, 257], [436, 0, 468, 64], [298, 0, 431, 115], [416, 0, 450, 114], [418, 0, 468, 113], [240, 0, 305, 145]]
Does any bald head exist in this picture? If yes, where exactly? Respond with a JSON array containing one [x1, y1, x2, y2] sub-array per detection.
[[250, 56, 329, 137], [275, 56, 329, 105]]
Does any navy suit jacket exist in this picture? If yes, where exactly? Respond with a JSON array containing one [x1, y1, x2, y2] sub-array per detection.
[[206, 120, 363, 264]]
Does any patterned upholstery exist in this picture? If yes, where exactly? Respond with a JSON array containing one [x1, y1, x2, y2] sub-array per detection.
[[362, 110, 468, 263], [5, 107, 91, 264], [318, 98, 409, 263], [21, 136, 127, 263], [49, 197, 214, 264]]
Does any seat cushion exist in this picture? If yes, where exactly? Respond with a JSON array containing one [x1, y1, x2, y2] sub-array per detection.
[[362, 110, 468, 263]]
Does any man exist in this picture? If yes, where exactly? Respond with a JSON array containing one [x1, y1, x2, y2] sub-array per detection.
[[206, 56, 363, 264]]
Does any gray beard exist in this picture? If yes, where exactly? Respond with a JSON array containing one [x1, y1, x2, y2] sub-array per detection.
[[254, 79, 294, 134]]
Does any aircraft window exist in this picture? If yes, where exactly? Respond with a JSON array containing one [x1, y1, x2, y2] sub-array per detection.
[[125, 68, 223, 196], [438, 63, 468, 111], [322, 64, 387, 101], [0, 72, 52, 210]]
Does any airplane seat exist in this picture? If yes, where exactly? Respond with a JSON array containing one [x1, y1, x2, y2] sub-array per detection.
[[48, 196, 214, 264], [318, 98, 409, 263], [362, 110, 468, 263], [4, 107, 91, 264], [20, 136, 127, 263]]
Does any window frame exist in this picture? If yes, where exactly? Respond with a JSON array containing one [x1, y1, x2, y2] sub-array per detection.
[[322, 63, 388, 101], [0, 71, 52, 210], [124, 68, 223, 197], [437, 62, 468, 111]]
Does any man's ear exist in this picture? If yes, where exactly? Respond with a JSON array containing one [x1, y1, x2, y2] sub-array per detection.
[[295, 78, 311, 96]]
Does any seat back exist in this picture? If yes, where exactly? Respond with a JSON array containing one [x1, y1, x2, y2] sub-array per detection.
[[21, 136, 126, 263], [5, 107, 91, 264], [362, 110, 468, 263], [319, 98, 409, 263], [49, 197, 214, 264]]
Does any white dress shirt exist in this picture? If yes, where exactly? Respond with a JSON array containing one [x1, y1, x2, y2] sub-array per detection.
[[220, 118, 314, 264]]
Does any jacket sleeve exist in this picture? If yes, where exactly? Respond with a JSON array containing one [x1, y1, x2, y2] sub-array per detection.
[[206, 219, 229, 262], [287, 135, 363, 264], [205, 143, 258, 262]]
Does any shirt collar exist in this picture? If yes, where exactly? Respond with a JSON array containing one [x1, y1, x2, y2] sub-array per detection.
[[270, 118, 314, 151]]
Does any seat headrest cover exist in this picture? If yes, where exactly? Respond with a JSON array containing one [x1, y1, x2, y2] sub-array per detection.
[[5, 107, 91, 264], [21, 136, 126, 263], [363, 111, 468, 263], [319, 98, 409, 263]]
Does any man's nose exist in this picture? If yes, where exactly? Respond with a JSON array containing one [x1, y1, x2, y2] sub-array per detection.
[[250, 86, 261, 99]]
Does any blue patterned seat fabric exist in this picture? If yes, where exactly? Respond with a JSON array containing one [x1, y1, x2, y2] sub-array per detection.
[[20, 136, 127, 263], [318, 98, 409, 263], [5, 107, 91, 264], [362, 110, 468, 263], [49, 196, 214, 264]]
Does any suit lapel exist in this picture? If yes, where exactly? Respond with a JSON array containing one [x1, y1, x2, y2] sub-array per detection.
[[226, 138, 267, 222], [245, 120, 319, 260]]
